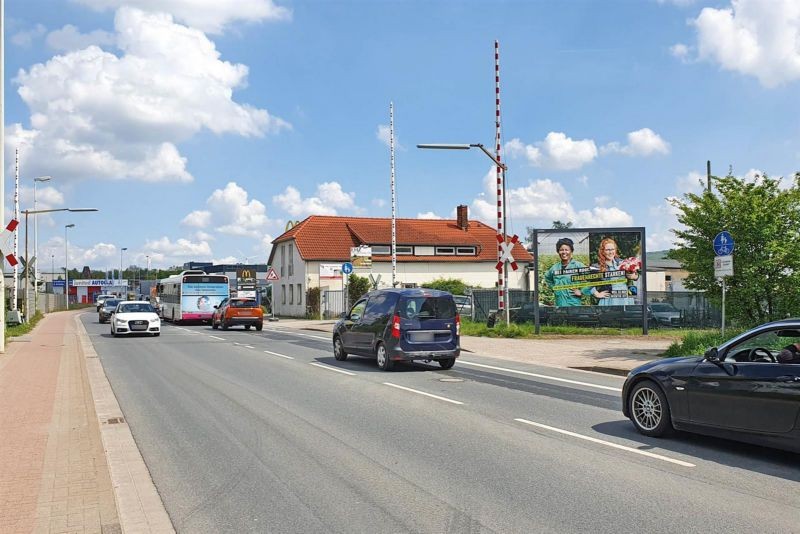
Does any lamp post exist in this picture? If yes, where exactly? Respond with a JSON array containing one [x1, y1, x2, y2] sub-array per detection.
[[120, 247, 127, 295], [32, 176, 52, 316], [65, 224, 75, 310], [417, 142, 511, 325], [23, 208, 97, 320]]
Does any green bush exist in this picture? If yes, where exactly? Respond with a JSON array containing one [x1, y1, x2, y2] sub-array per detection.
[[6, 311, 44, 339], [422, 278, 468, 296], [306, 287, 321, 318], [662, 328, 745, 357], [347, 274, 372, 306]]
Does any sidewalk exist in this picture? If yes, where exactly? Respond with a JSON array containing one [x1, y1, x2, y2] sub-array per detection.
[[0, 310, 172, 534], [270, 318, 671, 374]]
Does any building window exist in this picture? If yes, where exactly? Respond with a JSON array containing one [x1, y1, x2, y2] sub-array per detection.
[[456, 246, 476, 255], [282, 284, 286, 305], [289, 284, 294, 305], [435, 246, 455, 255], [280, 245, 285, 277], [396, 246, 413, 255], [288, 243, 294, 277], [297, 284, 302, 305], [371, 245, 391, 255]]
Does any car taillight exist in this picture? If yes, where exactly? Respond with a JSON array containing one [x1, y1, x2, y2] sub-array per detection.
[[456, 314, 461, 336], [391, 313, 401, 339]]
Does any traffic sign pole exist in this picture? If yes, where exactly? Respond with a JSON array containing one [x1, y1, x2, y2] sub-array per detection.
[[713, 231, 734, 336]]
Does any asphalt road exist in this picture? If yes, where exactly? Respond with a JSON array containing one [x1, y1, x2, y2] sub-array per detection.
[[83, 314, 800, 533]]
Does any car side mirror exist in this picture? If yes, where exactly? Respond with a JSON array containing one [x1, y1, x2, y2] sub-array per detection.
[[350, 313, 360, 322], [704, 347, 719, 362], [213, 305, 218, 309]]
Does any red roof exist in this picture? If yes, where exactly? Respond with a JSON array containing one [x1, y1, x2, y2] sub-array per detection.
[[268, 215, 532, 264]]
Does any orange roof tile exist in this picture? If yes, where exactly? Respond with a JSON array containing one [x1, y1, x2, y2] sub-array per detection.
[[268, 215, 533, 264]]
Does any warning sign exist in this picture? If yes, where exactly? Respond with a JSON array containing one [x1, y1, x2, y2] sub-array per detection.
[[266, 268, 280, 281]]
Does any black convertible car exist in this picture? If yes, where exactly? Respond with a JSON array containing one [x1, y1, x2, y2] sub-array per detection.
[[622, 319, 800, 452]]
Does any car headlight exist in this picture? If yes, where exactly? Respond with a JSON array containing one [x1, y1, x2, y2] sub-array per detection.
[[115, 318, 126, 324]]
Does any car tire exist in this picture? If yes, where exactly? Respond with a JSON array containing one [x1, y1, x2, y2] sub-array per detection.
[[628, 380, 673, 437], [154, 333, 160, 337], [221, 321, 229, 331], [376, 342, 393, 371], [245, 325, 251, 330], [438, 358, 456, 370], [255, 323, 263, 331], [212, 320, 218, 330], [333, 336, 348, 361]]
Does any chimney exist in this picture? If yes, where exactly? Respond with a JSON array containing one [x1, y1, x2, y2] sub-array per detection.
[[456, 205, 469, 230]]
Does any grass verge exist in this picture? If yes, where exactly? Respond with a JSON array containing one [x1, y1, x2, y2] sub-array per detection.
[[6, 311, 45, 338], [662, 328, 745, 357], [461, 319, 709, 340]]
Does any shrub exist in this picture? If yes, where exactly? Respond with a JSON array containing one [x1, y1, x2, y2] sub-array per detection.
[[306, 287, 321, 318], [422, 278, 468, 296], [347, 274, 372, 306]]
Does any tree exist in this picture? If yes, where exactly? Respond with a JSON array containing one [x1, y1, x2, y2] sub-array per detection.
[[422, 278, 468, 295], [527, 220, 574, 246], [669, 172, 800, 326], [347, 274, 371, 305]]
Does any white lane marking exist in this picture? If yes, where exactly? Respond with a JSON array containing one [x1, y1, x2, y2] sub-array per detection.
[[382, 383, 464, 405], [460, 360, 622, 392], [208, 335, 226, 341], [514, 418, 695, 468], [263, 350, 294, 360], [263, 328, 331, 341], [232, 342, 255, 349], [309, 362, 356, 376]]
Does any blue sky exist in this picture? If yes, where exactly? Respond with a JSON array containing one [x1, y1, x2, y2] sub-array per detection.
[[4, 0, 800, 272]]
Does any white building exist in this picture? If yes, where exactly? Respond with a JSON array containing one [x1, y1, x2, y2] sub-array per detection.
[[267, 206, 533, 317]]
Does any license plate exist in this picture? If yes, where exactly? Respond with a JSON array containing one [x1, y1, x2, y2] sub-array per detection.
[[410, 331, 434, 342]]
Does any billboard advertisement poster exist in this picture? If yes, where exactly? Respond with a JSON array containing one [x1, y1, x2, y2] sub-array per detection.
[[350, 245, 372, 269], [180, 282, 230, 318], [319, 263, 343, 279], [537, 229, 644, 307]]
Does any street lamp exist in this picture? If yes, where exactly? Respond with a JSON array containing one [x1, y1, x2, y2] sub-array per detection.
[[65, 224, 75, 310], [120, 247, 128, 295], [417, 142, 511, 325], [23, 208, 97, 320], [33, 176, 52, 316]]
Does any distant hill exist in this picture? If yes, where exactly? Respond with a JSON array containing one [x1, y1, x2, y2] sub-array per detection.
[[646, 250, 671, 261]]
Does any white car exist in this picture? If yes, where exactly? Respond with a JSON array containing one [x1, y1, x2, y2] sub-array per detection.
[[111, 300, 161, 337]]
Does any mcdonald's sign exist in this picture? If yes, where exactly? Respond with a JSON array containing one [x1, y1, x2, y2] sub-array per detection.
[[237, 268, 257, 286]]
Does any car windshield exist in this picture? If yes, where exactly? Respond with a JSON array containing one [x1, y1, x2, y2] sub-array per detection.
[[230, 300, 258, 308], [103, 300, 120, 308], [399, 296, 456, 320], [119, 303, 154, 313]]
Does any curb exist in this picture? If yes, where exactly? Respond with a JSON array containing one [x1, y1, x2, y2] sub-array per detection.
[[75, 314, 175, 533]]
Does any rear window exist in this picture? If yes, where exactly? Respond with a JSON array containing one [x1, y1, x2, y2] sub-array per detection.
[[104, 300, 121, 308], [230, 300, 258, 308], [399, 296, 456, 320]]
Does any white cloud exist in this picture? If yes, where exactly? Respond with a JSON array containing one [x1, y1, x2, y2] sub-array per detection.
[[670, 43, 691, 62], [594, 195, 610, 206], [602, 128, 671, 156], [377, 125, 391, 147], [207, 182, 272, 237], [505, 132, 597, 170], [8, 7, 290, 184], [577, 175, 589, 186], [676, 170, 707, 195], [12, 24, 46, 47], [79, 242, 118, 262], [181, 210, 212, 228], [689, 0, 800, 87], [46, 25, 115, 51], [144, 236, 212, 257], [372, 198, 386, 208], [470, 172, 633, 228], [73, 0, 292, 34], [273, 181, 359, 218], [317, 182, 355, 210], [417, 211, 443, 219], [195, 231, 215, 241]]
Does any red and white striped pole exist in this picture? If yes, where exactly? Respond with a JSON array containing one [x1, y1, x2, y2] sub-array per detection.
[[495, 40, 509, 325]]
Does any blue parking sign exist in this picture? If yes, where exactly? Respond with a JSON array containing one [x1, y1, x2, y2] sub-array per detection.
[[713, 231, 735, 256]]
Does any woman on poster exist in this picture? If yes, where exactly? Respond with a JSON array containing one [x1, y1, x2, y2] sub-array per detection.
[[590, 237, 640, 306], [544, 238, 589, 307]]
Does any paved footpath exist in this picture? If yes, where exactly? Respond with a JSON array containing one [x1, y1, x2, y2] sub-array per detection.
[[0, 310, 172, 534]]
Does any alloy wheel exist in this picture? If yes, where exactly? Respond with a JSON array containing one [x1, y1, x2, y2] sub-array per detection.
[[632, 386, 662, 431]]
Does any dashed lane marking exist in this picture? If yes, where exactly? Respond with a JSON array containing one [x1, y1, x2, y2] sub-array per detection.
[[460, 360, 622, 392], [382, 383, 464, 405], [514, 418, 695, 468], [309, 362, 356, 376], [263, 350, 294, 360]]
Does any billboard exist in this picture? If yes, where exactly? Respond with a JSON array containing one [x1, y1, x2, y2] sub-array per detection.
[[350, 245, 372, 269], [535, 228, 645, 308], [319, 263, 343, 279], [180, 282, 229, 317]]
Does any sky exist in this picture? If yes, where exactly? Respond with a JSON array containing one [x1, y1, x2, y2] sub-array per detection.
[[4, 0, 800, 273]]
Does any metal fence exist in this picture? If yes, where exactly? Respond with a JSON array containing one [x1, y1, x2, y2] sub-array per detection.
[[322, 289, 346, 319], [469, 289, 721, 329]]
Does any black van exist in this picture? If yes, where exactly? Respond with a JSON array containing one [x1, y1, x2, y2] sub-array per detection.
[[333, 288, 461, 371]]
